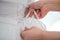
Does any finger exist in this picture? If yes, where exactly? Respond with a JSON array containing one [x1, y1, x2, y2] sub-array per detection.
[[20, 30, 26, 39], [28, 9, 34, 17], [20, 28, 26, 38], [29, 2, 41, 9], [24, 27, 30, 31], [20, 31, 24, 39], [24, 8, 29, 17], [40, 6, 48, 18], [30, 26, 37, 29], [24, 8, 34, 17], [34, 9, 41, 19], [37, 12, 41, 19], [37, 9, 41, 19]]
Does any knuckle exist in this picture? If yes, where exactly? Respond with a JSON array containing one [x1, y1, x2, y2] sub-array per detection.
[[21, 32, 25, 37]]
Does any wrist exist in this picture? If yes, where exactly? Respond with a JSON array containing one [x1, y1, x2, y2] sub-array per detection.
[[43, 31, 60, 40], [38, 30, 47, 40], [42, 31, 47, 40], [38, 30, 46, 40]]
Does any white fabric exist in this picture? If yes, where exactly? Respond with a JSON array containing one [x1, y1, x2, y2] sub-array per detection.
[[0, 0, 28, 40], [22, 11, 46, 30], [0, 1, 60, 40], [18, 10, 46, 40], [0, 0, 46, 40]]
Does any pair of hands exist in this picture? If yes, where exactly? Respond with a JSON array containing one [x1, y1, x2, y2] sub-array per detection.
[[21, 1, 48, 40], [21, 0, 60, 40], [24, 1, 48, 19], [21, 2, 48, 40], [24, 0, 60, 18], [21, 1, 47, 40]]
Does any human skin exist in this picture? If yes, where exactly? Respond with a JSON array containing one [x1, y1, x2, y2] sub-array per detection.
[[21, 0, 60, 40], [21, 27, 60, 40], [24, 0, 60, 18]]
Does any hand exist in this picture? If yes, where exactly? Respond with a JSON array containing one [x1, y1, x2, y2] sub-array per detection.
[[21, 27, 45, 40], [21, 27, 60, 40], [24, 0, 60, 19], [24, 1, 48, 18]]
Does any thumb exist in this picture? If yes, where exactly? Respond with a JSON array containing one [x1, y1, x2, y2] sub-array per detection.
[[24, 27, 30, 31], [40, 6, 48, 18]]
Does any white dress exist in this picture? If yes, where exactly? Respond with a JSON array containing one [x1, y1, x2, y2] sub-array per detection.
[[0, 0, 46, 40], [0, 0, 28, 40]]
